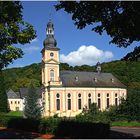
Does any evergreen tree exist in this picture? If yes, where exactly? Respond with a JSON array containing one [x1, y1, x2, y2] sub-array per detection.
[[24, 83, 42, 119], [0, 71, 8, 112]]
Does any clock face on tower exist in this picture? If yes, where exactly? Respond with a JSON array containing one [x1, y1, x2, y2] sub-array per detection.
[[50, 52, 54, 57]]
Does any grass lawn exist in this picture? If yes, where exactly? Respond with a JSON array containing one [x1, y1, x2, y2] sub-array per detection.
[[6, 111, 23, 117], [111, 121, 140, 127]]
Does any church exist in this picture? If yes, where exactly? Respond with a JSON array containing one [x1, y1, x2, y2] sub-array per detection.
[[41, 21, 127, 117]]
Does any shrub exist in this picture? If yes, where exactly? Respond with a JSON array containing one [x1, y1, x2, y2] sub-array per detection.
[[54, 120, 110, 138], [7, 118, 40, 132], [0, 114, 21, 127], [39, 117, 61, 134]]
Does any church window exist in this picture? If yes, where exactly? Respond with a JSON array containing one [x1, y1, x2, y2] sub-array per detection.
[[78, 94, 82, 110], [56, 93, 60, 111], [67, 93, 71, 110], [107, 93, 109, 97], [115, 93, 117, 97], [11, 101, 12, 104], [50, 69, 54, 81], [106, 93, 110, 109], [68, 99, 71, 110], [115, 98, 118, 106], [98, 98, 101, 108], [78, 93, 81, 98], [107, 98, 109, 109], [97, 93, 101, 108], [88, 93, 92, 109], [18, 101, 20, 104], [15, 101, 17, 104]]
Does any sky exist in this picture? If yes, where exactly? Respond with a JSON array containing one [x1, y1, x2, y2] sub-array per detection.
[[8, 1, 137, 68]]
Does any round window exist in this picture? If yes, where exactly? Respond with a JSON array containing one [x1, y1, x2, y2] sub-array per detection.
[[88, 93, 91, 97], [50, 52, 54, 57], [68, 93, 71, 98], [78, 94, 81, 98], [56, 93, 60, 98]]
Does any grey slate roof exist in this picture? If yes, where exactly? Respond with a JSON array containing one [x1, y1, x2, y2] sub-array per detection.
[[6, 89, 20, 99], [7, 88, 42, 99], [19, 88, 42, 98], [60, 71, 126, 88]]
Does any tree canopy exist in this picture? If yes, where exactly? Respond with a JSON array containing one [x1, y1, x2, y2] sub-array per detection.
[[24, 83, 42, 119], [121, 46, 140, 61], [0, 1, 36, 70], [55, 1, 140, 48]]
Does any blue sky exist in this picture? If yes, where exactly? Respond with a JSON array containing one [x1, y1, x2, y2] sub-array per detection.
[[8, 1, 137, 68]]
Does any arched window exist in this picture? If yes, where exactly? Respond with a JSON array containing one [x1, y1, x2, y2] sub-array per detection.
[[97, 93, 101, 108], [88, 93, 92, 109], [50, 69, 54, 81], [106, 93, 109, 109], [115, 93, 118, 106], [67, 93, 71, 110], [78, 93, 82, 110], [56, 93, 60, 110]]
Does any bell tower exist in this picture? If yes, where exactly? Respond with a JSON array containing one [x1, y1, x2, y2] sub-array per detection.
[[41, 21, 61, 87]]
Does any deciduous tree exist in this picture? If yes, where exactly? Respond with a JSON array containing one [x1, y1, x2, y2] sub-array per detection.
[[55, 1, 140, 48]]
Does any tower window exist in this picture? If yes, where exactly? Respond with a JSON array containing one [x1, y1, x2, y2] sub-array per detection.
[[50, 52, 54, 57], [50, 69, 54, 81]]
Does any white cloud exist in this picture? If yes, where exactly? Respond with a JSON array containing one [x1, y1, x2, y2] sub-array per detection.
[[23, 46, 40, 53], [60, 45, 113, 66], [30, 38, 38, 43]]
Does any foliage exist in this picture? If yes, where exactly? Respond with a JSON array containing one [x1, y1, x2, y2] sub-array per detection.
[[121, 46, 140, 61], [3, 63, 41, 91], [0, 113, 21, 127], [24, 83, 42, 119], [0, 1, 36, 70], [2, 60, 140, 91], [116, 89, 140, 121], [39, 117, 61, 134], [76, 103, 109, 124], [54, 120, 110, 139], [56, 1, 140, 48], [0, 71, 8, 112]]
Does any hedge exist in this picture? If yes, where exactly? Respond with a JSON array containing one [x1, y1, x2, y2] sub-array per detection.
[[0, 115, 110, 138]]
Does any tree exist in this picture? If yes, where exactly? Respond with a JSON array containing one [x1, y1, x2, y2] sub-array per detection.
[[117, 89, 140, 121], [121, 46, 140, 61], [55, 1, 140, 48], [0, 72, 8, 112], [0, 1, 36, 70], [24, 83, 42, 119]]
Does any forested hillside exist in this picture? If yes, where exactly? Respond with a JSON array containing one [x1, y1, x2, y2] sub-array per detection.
[[3, 60, 140, 91]]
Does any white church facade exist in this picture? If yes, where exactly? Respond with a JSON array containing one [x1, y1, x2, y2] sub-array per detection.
[[41, 21, 127, 117]]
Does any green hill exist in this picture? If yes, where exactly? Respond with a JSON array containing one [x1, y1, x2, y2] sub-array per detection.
[[2, 60, 140, 91]]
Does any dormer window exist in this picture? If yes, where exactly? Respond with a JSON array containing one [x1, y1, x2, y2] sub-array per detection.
[[75, 76, 78, 81], [111, 78, 114, 83], [94, 77, 97, 82]]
